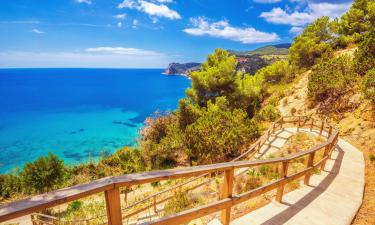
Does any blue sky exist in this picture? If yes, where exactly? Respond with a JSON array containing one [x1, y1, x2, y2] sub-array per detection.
[[0, 0, 353, 68]]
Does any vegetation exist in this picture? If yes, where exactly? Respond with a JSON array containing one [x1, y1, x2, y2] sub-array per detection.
[[362, 69, 375, 102], [21, 153, 68, 194], [308, 55, 355, 102], [1, 2, 375, 223]]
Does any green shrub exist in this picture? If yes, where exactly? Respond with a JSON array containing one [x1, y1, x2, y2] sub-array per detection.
[[362, 69, 375, 102], [185, 97, 260, 164], [20, 153, 67, 193], [256, 61, 293, 83], [67, 200, 83, 213], [101, 147, 145, 174], [353, 29, 375, 76], [308, 55, 355, 101], [0, 174, 22, 199], [256, 105, 281, 122], [164, 189, 201, 215], [289, 17, 334, 68]]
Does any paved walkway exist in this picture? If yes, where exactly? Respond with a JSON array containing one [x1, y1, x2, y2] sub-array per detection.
[[230, 128, 365, 225]]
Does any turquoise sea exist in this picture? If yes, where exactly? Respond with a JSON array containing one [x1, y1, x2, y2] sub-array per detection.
[[0, 69, 190, 173]]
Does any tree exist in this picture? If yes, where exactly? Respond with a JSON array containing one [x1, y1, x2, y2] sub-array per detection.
[[21, 153, 67, 193], [353, 28, 375, 76], [308, 55, 355, 101], [184, 97, 259, 164], [338, 0, 374, 42], [187, 49, 238, 106], [255, 61, 293, 83], [289, 17, 333, 68]]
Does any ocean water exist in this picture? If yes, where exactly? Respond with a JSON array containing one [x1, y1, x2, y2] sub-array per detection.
[[0, 69, 190, 173]]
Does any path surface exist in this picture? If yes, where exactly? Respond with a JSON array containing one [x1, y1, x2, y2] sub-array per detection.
[[229, 127, 365, 225]]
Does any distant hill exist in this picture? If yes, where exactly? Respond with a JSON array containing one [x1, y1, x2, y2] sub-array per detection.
[[164, 62, 201, 75], [228, 43, 291, 56], [165, 43, 291, 75]]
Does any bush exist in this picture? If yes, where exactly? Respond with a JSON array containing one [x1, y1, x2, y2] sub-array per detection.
[[185, 97, 260, 164], [256, 105, 281, 122], [362, 69, 375, 102], [101, 147, 145, 174], [20, 153, 67, 193], [164, 189, 201, 215], [308, 55, 355, 101], [256, 61, 293, 83], [289, 17, 334, 68], [353, 29, 375, 76], [0, 174, 22, 199]]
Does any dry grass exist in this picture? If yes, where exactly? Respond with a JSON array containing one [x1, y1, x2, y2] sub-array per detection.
[[338, 102, 375, 225]]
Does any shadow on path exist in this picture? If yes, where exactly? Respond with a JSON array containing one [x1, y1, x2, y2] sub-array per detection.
[[260, 144, 345, 225]]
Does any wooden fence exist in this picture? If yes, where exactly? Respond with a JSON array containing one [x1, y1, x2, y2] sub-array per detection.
[[0, 116, 339, 225]]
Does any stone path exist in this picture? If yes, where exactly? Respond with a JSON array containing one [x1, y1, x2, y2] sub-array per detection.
[[229, 128, 365, 225]]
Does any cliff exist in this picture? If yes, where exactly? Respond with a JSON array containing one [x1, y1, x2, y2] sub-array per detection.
[[164, 62, 201, 75]]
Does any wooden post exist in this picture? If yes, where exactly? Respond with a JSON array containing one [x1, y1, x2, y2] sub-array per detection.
[[310, 118, 314, 131], [319, 120, 325, 136], [304, 152, 316, 185], [220, 168, 234, 225], [328, 126, 333, 138], [258, 141, 261, 153], [276, 161, 289, 203], [280, 117, 283, 129], [320, 144, 331, 170], [105, 188, 123, 225], [153, 196, 157, 213]]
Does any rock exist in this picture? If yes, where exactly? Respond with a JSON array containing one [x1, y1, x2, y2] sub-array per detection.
[[164, 62, 201, 75]]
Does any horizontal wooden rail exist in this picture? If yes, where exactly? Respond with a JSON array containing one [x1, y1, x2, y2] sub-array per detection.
[[0, 116, 339, 225]]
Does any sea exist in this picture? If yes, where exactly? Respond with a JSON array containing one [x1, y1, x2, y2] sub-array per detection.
[[0, 69, 190, 174]]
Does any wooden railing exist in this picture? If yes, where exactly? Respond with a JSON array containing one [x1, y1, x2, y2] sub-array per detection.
[[0, 116, 339, 225]]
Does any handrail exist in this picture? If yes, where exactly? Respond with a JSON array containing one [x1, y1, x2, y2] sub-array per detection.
[[0, 116, 339, 225]]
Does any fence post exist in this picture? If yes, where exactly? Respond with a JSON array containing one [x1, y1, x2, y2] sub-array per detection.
[[304, 152, 316, 185], [320, 144, 331, 170], [220, 168, 234, 225], [328, 126, 333, 138], [280, 117, 283, 129], [105, 188, 123, 225], [319, 120, 325, 136], [153, 196, 157, 213], [310, 118, 314, 131], [276, 161, 289, 203]]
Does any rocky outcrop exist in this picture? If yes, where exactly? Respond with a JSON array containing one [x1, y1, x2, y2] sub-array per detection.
[[164, 62, 201, 75], [236, 55, 268, 75]]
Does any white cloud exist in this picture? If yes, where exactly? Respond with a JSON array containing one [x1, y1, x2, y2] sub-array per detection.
[[183, 17, 279, 44], [117, 0, 181, 20], [85, 47, 161, 56], [253, 0, 281, 3], [76, 0, 92, 5], [132, 19, 139, 28], [117, 22, 123, 27], [0, 50, 171, 68], [115, 14, 126, 20], [32, 28, 45, 34], [260, 2, 352, 26], [152, 0, 173, 3], [289, 26, 303, 34], [118, 0, 137, 9]]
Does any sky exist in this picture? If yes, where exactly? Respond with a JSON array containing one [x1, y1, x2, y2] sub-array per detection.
[[0, 0, 353, 68]]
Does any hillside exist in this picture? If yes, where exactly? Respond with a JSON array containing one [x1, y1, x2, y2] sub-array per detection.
[[165, 43, 291, 75], [228, 43, 290, 56]]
